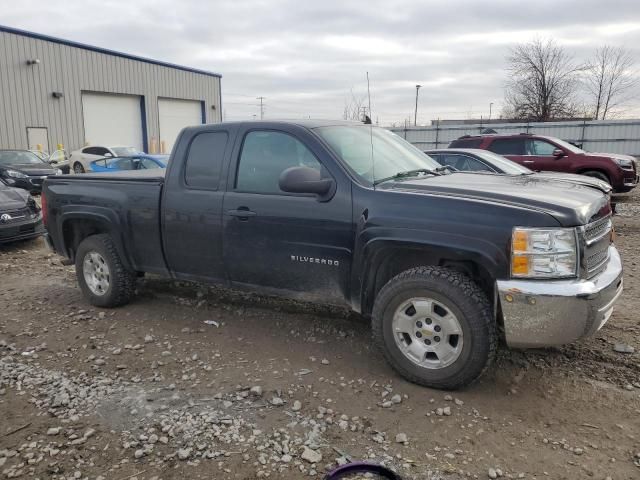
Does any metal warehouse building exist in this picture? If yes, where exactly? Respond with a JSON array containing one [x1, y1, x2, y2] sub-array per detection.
[[0, 25, 222, 155]]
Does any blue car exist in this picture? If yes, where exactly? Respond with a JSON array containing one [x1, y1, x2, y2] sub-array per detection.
[[89, 154, 168, 173]]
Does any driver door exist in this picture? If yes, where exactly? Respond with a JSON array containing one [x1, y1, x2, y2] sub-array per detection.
[[222, 127, 353, 303]]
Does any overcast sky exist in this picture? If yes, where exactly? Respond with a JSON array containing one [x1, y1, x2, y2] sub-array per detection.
[[3, 0, 640, 125]]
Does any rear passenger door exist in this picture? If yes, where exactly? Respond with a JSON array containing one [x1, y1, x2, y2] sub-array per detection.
[[222, 126, 353, 303], [487, 138, 528, 167], [162, 128, 234, 282]]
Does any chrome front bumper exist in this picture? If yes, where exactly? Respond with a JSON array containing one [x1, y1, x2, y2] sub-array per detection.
[[497, 246, 623, 348]]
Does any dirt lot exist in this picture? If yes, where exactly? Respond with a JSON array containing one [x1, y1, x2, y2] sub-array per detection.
[[1, 193, 639, 480]]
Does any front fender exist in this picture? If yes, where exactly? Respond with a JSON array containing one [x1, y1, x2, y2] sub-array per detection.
[[351, 227, 508, 314]]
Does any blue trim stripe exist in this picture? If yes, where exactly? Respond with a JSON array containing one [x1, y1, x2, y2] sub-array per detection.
[[0, 24, 222, 79], [140, 96, 148, 153]]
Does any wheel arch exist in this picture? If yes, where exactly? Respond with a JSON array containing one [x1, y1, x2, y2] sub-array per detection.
[[60, 211, 133, 270], [358, 239, 502, 317]]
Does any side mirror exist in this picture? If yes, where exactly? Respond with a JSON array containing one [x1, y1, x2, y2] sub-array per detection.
[[553, 149, 565, 158], [279, 166, 335, 200], [104, 152, 113, 157]]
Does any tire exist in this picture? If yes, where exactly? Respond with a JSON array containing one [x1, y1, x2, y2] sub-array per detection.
[[73, 162, 85, 174], [582, 170, 610, 185], [75, 234, 136, 307], [372, 266, 496, 390]]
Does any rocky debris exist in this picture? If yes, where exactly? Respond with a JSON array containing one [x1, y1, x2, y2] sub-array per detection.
[[321, 358, 330, 365], [177, 448, 192, 460], [144, 334, 154, 343], [46, 427, 61, 435], [292, 400, 302, 411], [250, 385, 263, 397], [395, 433, 408, 444], [613, 343, 635, 354], [300, 446, 322, 464], [488, 467, 498, 478], [390, 394, 402, 404], [270, 396, 284, 406]]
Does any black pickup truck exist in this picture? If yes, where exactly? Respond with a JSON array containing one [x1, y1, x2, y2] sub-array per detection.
[[42, 121, 623, 389]]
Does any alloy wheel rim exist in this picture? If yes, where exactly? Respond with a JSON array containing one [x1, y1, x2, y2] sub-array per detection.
[[83, 251, 110, 296], [392, 297, 464, 369]]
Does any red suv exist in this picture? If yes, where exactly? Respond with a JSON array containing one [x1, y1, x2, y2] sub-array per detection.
[[449, 133, 638, 193]]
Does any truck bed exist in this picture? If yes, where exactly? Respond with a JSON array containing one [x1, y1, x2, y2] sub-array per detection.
[[44, 171, 168, 275], [63, 169, 166, 182]]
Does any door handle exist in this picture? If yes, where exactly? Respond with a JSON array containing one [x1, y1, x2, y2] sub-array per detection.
[[523, 160, 535, 164], [227, 207, 257, 219]]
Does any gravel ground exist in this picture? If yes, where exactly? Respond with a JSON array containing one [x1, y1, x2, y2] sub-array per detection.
[[1, 191, 639, 480]]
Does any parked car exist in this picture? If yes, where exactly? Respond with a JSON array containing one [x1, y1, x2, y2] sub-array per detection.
[[69, 145, 142, 173], [29, 150, 49, 161], [0, 177, 44, 243], [47, 149, 71, 174], [426, 148, 612, 194], [0, 150, 62, 193], [90, 154, 168, 172], [43, 121, 622, 390], [448, 133, 638, 193]]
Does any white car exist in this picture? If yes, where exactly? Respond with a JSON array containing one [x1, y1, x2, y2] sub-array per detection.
[[69, 145, 142, 173]]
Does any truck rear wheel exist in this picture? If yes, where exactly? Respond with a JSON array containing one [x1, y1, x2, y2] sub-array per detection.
[[372, 266, 496, 390], [75, 234, 136, 307]]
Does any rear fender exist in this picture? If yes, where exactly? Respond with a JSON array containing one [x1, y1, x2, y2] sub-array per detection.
[[58, 208, 134, 270]]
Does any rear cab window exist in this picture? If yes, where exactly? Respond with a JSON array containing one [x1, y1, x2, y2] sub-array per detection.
[[184, 132, 228, 190]]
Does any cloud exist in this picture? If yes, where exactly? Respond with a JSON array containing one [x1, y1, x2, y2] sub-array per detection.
[[2, 0, 639, 124]]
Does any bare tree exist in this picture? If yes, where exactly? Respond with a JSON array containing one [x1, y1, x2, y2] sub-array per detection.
[[584, 45, 637, 119], [504, 38, 582, 121], [343, 89, 367, 121]]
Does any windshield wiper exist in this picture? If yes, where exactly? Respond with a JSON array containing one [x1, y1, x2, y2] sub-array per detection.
[[373, 168, 444, 186]]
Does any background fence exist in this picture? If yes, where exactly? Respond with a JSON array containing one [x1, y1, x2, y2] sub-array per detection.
[[390, 119, 640, 156]]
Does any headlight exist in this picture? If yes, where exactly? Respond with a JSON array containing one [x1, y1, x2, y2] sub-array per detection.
[[5, 169, 28, 179], [56, 169, 63, 175], [511, 227, 578, 278], [613, 158, 634, 169]]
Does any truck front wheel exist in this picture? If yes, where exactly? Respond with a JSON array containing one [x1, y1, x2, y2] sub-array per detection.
[[75, 234, 136, 308], [372, 266, 496, 390]]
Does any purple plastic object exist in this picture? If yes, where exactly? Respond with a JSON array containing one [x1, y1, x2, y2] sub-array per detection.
[[323, 462, 403, 479]]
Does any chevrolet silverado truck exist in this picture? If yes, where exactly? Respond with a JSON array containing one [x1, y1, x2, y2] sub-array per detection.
[[42, 121, 623, 390]]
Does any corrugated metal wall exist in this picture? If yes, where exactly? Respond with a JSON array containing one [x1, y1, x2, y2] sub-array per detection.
[[0, 28, 221, 152], [390, 120, 640, 156]]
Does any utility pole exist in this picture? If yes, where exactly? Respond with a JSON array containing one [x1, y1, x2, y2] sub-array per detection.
[[414, 85, 422, 126], [256, 96, 265, 120], [489, 102, 493, 121]]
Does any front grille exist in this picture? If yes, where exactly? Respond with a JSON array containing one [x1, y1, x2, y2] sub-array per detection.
[[582, 216, 612, 278], [584, 216, 611, 245], [0, 208, 29, 224]]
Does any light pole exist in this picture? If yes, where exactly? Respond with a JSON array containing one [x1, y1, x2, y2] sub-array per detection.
[[414, 84, 422, 126], [489, 102, 493, 121]]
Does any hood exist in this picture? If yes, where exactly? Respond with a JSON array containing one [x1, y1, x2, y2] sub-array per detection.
[[0, 163, 57, 176], [533, 171, 612, 194], [588, 152, 636, 162], [0, 183, 29, 210], [377, 172, 610, 226]]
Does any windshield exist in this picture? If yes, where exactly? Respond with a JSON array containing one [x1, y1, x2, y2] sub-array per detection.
[[0, 150, 47, 166], [551, 138, 584, 154], [111, 147, 139, 156], [315, 126, 440, 184], [473, 150, 532, 174]]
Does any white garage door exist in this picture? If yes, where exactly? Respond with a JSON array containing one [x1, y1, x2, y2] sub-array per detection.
[[158, 98, 203, 153], [82, 92, 144, 151]]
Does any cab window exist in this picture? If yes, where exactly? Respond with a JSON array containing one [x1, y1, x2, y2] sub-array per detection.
[[235, 131, 322, 194]]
